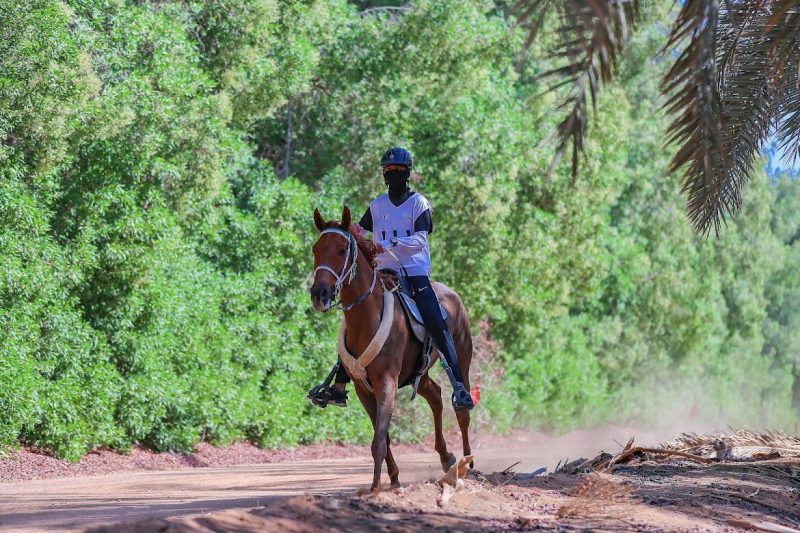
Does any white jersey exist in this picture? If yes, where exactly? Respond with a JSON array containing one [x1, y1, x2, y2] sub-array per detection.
[[369, 192, 432, 277]]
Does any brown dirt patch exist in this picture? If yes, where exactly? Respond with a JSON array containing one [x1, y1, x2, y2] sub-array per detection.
[[89, 448, 800, 532], [6, 429, 800, 532], [0, 440, 429, 483]]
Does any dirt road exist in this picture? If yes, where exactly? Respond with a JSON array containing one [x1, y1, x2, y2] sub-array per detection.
[[0, 429, 643, 532], [1, 451, 482, 531], [2, 428, 798, 532]]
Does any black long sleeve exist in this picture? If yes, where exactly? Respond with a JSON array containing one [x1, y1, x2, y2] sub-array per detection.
[[359, 207, 373, 232], [414, 208, 433, 234]]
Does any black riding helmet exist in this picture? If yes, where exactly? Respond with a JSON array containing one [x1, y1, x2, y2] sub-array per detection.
[[381, 147, 413, 169], [381, 147, 413, 195]]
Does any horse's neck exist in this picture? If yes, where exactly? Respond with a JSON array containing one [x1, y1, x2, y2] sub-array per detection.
[[341, 256, 384, 341]]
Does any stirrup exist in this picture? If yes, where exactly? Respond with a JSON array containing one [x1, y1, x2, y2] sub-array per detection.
[[307, 384, 332, 408], [308, 361, 342, 408]]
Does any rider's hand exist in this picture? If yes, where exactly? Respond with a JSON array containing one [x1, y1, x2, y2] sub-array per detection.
[[373, 241, 386, 254]]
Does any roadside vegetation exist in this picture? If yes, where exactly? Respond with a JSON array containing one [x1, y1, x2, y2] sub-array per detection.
[[1, 0, 798, 461]]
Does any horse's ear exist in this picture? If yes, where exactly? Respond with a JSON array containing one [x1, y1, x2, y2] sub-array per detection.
[[341, 205, 351, 230], [313, 208, 325, 232]]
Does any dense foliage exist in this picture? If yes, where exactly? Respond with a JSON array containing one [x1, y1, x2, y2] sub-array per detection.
[[1, 0, 797, 460]]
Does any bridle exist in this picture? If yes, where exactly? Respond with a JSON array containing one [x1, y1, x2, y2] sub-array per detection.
[[313, 227, 377, 311]]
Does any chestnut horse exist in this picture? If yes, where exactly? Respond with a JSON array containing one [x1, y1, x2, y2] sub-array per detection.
[[309, 206, 473, 491]]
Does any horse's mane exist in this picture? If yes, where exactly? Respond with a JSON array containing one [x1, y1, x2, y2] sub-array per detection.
[[321, 220, 379, 269]]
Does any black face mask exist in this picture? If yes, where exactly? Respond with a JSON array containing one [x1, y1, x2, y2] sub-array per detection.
[[384, 169, 411, 194]]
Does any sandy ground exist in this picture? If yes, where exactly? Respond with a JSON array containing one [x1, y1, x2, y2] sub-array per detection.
[[1, 428, 798, 532], [0, 428, 654, 532]]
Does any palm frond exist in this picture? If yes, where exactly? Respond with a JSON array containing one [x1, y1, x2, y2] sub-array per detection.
[[661, 0, 726, 235], [517, 0, 799, 233], [516, 0, 640, 178], [716, 0, 767, 87], [663, 0, 800, 235], [777, 89, 800, 167], [709, 5, 783, 231], [773, 4, 800, 167]]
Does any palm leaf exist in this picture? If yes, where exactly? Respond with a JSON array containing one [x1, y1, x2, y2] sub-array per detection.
[[516, 0, 640, 178], [661, 0, 727, 235], [663, 0, 800, 235], [516, 0, 799, 233], [773, 4, 800, 167]]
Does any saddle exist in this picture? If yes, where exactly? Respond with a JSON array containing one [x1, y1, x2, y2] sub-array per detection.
[[379, 270, 447, 397], [380, 270, 448, 339]]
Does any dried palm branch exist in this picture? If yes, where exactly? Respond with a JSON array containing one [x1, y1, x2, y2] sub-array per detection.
[[660, 429, 800, 460], [566, 429, 800, 472], [515, 0, 640, 178]]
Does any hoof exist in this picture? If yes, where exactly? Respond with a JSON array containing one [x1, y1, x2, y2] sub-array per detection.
[[441, 452, 457, 473], [389, 480, 401, 489], [357, 483, 382, 496]]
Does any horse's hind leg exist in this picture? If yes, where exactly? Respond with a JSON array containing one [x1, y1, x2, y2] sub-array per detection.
[[455, 317, 473, 468], [418, 376, 456, 472], [454, 346, 472, 467], [456, 409, 472, 468]]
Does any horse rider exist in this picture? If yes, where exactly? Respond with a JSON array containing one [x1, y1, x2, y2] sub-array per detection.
[[307, 147, 475, 411]]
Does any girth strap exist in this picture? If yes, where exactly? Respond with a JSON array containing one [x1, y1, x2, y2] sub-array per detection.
[[337, 291, 395, 389]]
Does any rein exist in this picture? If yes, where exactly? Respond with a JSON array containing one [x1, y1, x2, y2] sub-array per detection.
[[313, 227, 377, 311]]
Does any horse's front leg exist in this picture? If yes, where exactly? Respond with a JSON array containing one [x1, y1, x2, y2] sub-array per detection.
[[353, 380, 399, 489], [370, 376, 397, 492]]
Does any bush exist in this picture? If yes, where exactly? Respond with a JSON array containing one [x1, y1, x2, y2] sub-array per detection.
[[1, 0, 797, 460]]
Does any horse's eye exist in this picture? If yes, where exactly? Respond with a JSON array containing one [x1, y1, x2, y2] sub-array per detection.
[[339, 248, 347, 255]]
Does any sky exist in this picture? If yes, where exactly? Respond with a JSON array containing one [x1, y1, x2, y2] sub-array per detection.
[[765, 135, 800, 178]]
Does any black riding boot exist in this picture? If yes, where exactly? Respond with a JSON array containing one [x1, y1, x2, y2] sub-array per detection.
[[308, 361, 350, 408], [408, 276, 474, 411]]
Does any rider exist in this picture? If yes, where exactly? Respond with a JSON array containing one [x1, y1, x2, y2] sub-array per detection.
[[307, 147, 475, 412]]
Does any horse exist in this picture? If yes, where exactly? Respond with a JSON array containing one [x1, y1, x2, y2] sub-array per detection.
[[309, 205, 474, 492]]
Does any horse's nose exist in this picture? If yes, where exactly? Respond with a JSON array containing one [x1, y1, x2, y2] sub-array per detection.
[[310, 283, 331, 311], [310, 284, 330, 300]]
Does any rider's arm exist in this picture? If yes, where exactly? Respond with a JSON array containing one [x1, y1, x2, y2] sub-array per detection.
[[383, 209, 433, 251], [415, 208, 433, 235], [355, 207, 372, 236]]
